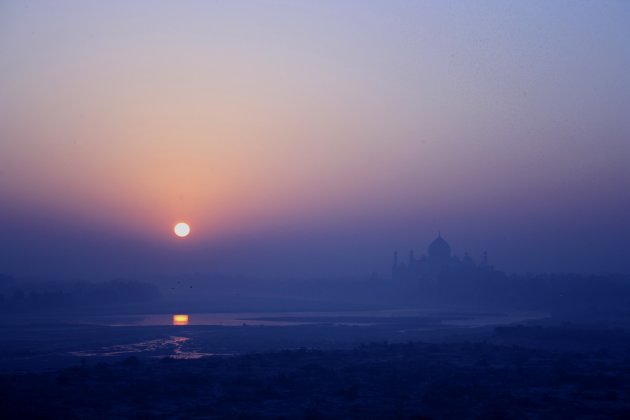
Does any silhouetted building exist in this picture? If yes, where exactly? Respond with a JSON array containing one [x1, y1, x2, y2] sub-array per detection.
[[392, 234, 491, 282]]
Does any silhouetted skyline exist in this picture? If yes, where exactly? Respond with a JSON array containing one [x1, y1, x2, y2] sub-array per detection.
[[1, 1, 629, 278], [2, 4, 630, 418]]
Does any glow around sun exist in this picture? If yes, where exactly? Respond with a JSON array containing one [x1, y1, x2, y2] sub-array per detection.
[[174, 222, 191, 238]]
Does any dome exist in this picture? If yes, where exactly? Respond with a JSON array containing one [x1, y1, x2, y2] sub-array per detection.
[[428, 234, 451, 260]]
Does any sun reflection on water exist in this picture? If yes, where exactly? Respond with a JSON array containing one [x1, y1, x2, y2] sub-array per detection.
[[173, 314, 189, 325]]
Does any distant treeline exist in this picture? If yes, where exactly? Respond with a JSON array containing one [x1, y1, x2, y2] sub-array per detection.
[[1, 270, 630, 314], [264, 270, 630, 312], [0, 275, 160, 312], [415, 271, 630, 312]]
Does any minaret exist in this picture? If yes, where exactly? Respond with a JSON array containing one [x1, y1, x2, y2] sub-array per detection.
[[409, 249, 414, 264], [393, 251, 398, 267], [483, 251, 488, 265]]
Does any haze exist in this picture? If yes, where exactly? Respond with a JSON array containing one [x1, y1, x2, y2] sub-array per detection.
[[1, 1, 629, 279]]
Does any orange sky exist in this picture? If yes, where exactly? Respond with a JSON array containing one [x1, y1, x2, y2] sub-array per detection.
[[1, 1, 629, 276]]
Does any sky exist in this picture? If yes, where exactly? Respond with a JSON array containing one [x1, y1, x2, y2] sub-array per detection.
[[1, 0, 629, 279]]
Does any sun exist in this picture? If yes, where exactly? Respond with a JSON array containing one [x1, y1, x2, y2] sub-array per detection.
[[174, 222, 191, 238]]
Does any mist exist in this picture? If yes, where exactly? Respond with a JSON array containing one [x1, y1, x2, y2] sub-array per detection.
[[2, 1, 630, 418]]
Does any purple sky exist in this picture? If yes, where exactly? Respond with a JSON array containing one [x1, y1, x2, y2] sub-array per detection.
[[1, 1, 629, 279]]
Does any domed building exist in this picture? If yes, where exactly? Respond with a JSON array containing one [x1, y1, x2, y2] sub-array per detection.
[[428, 233, 451, 262], [392, 234, 490, 282]]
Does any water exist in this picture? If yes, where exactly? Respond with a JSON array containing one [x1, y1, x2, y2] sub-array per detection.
[[82, 309, 549, 328], [70, 336, 217, 359], [0, 309, 550, 369]]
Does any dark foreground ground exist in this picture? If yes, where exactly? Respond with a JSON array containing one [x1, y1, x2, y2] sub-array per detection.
[[2, 326, 630, 419]]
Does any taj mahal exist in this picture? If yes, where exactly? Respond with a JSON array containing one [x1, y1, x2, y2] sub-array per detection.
[[392, 234, 492, 282]]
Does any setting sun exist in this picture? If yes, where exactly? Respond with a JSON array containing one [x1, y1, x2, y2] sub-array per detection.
[[174, 222, 191, 238]]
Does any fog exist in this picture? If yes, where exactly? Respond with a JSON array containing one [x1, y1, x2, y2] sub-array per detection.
[[2, 1, 630, 417], [1, 193, 629, 282]]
